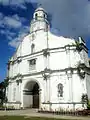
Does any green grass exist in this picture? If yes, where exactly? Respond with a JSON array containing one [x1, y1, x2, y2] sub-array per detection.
[[0, 116, 75, 120]]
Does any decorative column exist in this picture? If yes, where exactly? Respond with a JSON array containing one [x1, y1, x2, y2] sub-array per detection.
[[42, 69, 50, 101], [16, 80, 19, 102], [65, 45, 71, 67], [42, 68, 51, 110], [39, 89, 42, 109], [43, 49, 50, 100], [43, 49, 50, 68], [67, 70, 73, 102], [19, 79, 22, 104], [8, 82, 11, 102], [16, 79, 22, 102], [42, 27, 51, 110]]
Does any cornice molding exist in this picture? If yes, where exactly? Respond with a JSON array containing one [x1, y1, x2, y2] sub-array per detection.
[[7, 45, 75, 64], [8, 66, 90, 80], [8, 44, 88, 66]]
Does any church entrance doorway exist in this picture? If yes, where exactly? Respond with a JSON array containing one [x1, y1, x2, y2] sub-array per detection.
[[24, 81, 40, 108], [32, 83, 39, 108]]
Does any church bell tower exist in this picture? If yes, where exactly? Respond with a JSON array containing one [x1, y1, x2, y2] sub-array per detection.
[[30, 7, 49, 33]]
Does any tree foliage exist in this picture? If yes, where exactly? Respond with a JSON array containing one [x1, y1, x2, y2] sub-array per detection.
[[0, 78, 9, 105]]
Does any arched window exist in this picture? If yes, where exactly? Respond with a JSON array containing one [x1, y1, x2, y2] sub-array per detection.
[[44, 14, 45, 18], [57, 83, 63, 97], [35, 13, 38, 20], [31, 44, 35, 53]]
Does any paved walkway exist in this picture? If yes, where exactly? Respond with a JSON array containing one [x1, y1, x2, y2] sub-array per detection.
[[0, 109, 90, 120]]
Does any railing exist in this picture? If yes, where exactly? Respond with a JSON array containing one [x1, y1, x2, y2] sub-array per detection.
[[38, 109, 90, 116], [38, 102, 90, 116]]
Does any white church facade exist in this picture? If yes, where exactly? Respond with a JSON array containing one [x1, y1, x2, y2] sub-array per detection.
[[6, 7, 90, 111]]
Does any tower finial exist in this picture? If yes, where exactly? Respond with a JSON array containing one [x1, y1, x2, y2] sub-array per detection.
[[37, 3, 42, 8]]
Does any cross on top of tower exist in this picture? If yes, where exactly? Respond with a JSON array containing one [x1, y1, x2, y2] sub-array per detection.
[[37, 3, 42, 8], [35, 3, 46, 13]]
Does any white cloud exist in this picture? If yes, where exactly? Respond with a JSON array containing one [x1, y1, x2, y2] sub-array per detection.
[[0, 13, 29, 46], [0, 13, 29, 30], [0, 12, 4, 27], [9, 39, 20, 48], [4, 16, 22, 28], [9, 33, 27, 48], [0, 29, 16, 37], [0, 13, 22, 29], [0, 0, 31, 9], [29, 0, 37, 3], [0, 29, 16, 41], [10, 0, 27, 10], [0, 30, 5, 34], [0, 0, 9, 6], [0, 12, 4, 19], [7, 35, 13, 40], [11, 14, 28, 24], [10, 0, 24, 5], [8, 26, 29, 48]]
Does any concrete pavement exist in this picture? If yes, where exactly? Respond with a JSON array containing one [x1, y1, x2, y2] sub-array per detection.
[[0, 109, 90, 120]]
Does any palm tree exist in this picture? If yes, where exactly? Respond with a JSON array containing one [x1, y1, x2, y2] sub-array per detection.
[[72, 40, 82, 52], [75, 41, 83, 51]]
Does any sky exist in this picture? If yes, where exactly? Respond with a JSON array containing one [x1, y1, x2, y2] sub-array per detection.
[[0, 0, 90, 81]]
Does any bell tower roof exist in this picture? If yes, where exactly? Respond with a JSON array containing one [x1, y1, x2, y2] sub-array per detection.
[[35, 7, 46, 13], [33, 6, 47, 20]]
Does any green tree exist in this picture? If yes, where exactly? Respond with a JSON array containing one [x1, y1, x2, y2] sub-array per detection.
[[81, 94, 90, 109], [0, 78, 9, 105]]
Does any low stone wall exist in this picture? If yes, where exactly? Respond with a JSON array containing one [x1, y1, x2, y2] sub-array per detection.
[[40, 102, 86, 111], [4, 102, 21, 109]]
